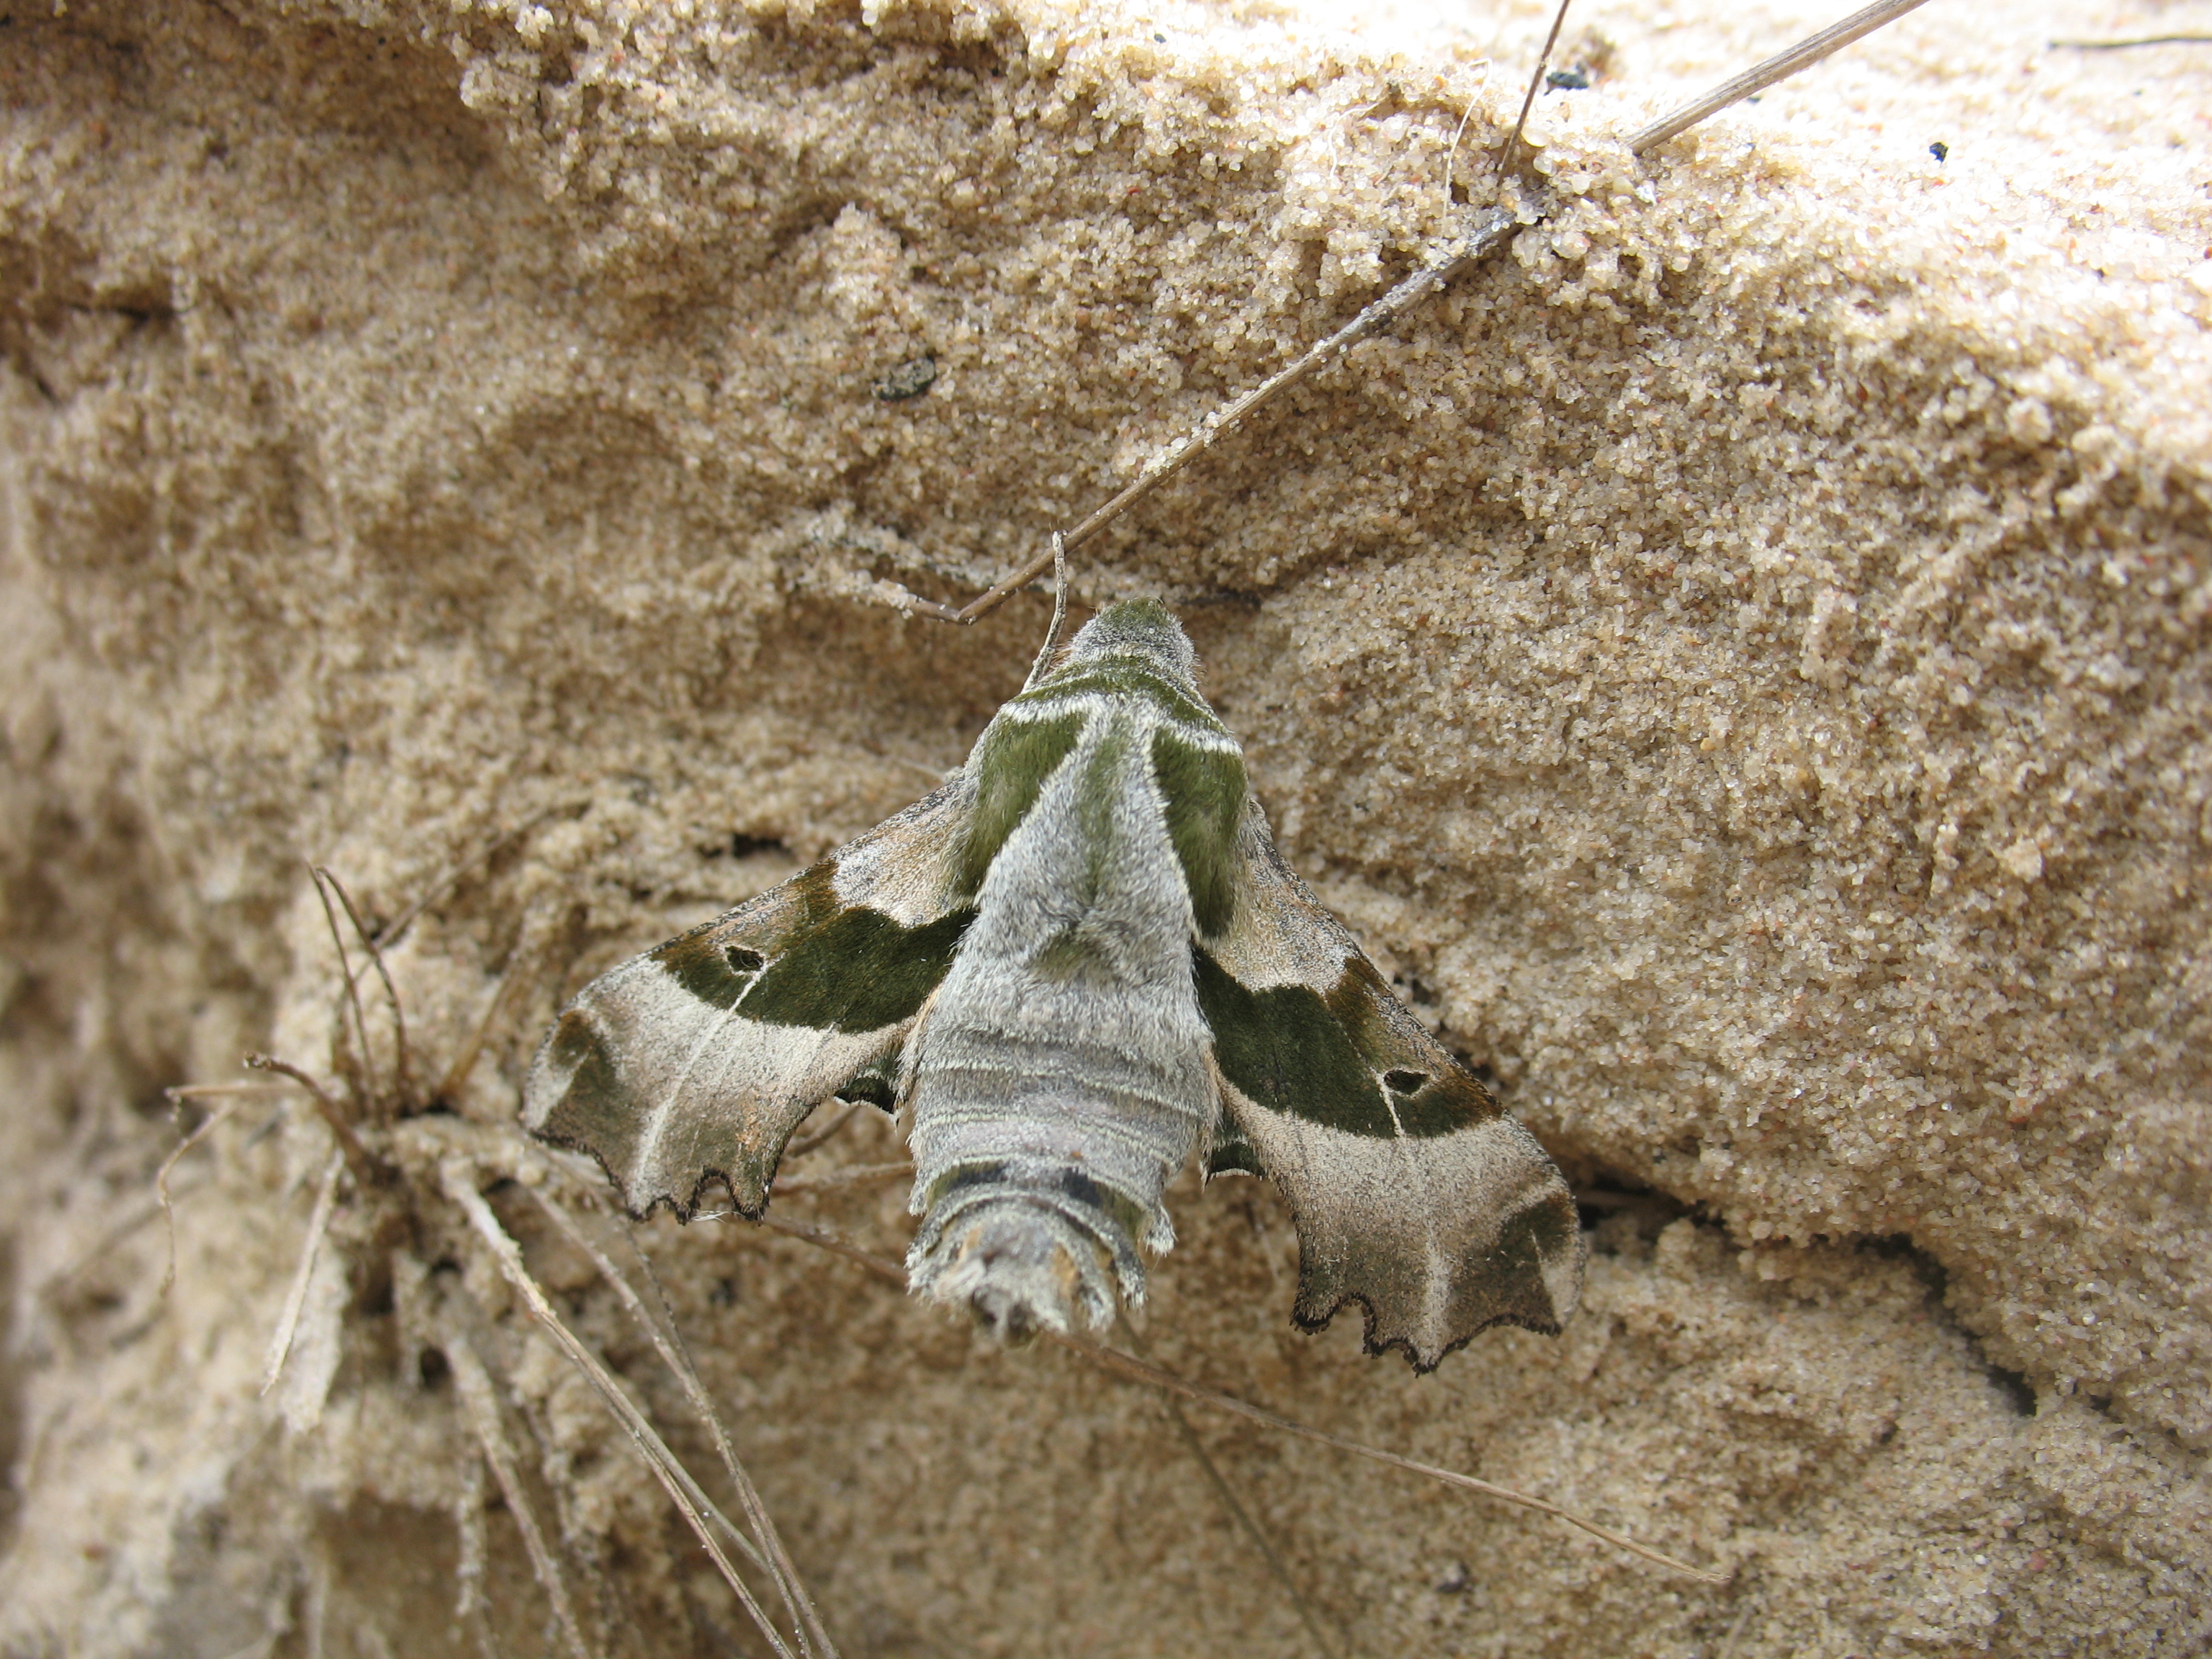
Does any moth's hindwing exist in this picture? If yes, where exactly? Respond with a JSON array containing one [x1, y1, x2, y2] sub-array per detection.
[[1202, 801, 1585, 1371], [524, 775, 978, 1219]]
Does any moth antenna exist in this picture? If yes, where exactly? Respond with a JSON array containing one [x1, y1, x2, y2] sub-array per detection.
[[261, 1147, 346, 1396], [443, 1165, 814, 1659], [1117, 1313, 1349, 1659], [519, 1179, 842, 1659], [442, 1323, 601, 1659], [1496, 0, 1575, 184], [1020, 529, 1071, 691], [308, 863, 379, 1111], [1627, 0, 1939, 153], [316, 865, 415, 1111], [756, 1211, 1727, 1585]]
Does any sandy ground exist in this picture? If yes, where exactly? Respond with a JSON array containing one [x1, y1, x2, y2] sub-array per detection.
[[2, 0, 2209, 1653]]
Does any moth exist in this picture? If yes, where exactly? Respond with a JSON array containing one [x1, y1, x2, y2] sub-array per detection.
[[526, 599, 1583, 1369]]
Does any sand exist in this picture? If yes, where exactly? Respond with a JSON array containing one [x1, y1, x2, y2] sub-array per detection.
[[1, 0, 2208, 1653]]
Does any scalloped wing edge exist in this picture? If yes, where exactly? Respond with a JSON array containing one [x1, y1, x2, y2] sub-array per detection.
[[523, 778, 976, 1219]]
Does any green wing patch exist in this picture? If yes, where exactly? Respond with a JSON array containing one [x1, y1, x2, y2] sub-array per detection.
[[647, 860, 842, 1008], [1151, 731, 1246, 938], [738, 905, 974, 1031], [651, 932, 767, 1010], [960, 713, 1082, 896], [1195, 948, 1390, 1135], [1194, 949, 1484, 1138]]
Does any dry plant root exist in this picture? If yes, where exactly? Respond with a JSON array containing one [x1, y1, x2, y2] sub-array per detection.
[[152, 855, 844, 1659]]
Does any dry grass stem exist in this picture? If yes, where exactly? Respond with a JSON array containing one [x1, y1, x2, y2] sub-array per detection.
[[260, 1148, 345, 1397], [1437, 60, 1491, 205], [914, 207, 1518, 626], [243, 1053, 387, 1188], [375, 804, 577, 951], [779, 1099, 865, 1160], [1496, 0, 1574, 181], [154, 1094, 248, 1296], [874, 0, 1944, 637], [163, 1082, 307, 1102], [1118, 1313, 1349, 1659], [315, 865, 415, 1109], [1055, 1334, 1730, 1585], [769, 1161, 915, 1195], [307, 862, 381, 1110], [434, 946, 537, 1111], [441, 1164, 817, 1659], [2049, 33, 2212, 48], [445, 1323, 600, 1659], [518, 1173, 839, 1659], [454, 1449, 489, 1623], [1627, 0, 1940, 151]]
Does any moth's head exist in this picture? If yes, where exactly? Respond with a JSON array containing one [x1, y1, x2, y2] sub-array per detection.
[[1058, 598, 1197, 688]]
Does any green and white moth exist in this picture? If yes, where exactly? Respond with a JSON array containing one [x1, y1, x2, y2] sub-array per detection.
[[526, 598, 1583, 1370]]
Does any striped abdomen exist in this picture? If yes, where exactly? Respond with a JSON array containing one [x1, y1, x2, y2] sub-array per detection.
[[904, 607, 1244, 1337]]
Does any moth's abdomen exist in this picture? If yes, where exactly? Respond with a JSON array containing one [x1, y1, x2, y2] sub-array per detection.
[[908, 631, 1231, 1339], [906, 1010, 1213, 1336]]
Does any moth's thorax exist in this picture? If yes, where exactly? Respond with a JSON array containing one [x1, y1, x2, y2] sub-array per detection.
[[909, 603, 1244, 1338], [960, 603, 1247, 941]]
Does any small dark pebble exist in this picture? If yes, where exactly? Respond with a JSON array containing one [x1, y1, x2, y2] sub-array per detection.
[[872, 355, 938, 402]]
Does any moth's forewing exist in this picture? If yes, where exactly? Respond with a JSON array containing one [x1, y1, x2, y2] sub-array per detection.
[[1201, 801, 1584, 1371], [524, 776, 979, 1219]]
